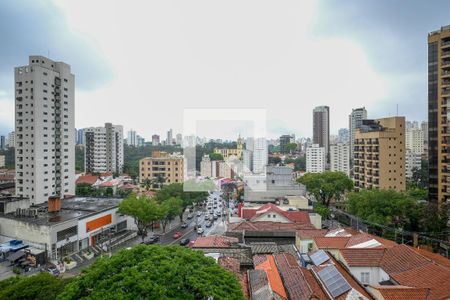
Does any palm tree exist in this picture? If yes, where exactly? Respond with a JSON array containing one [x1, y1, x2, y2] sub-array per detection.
[[153, 175, 167, 189], [141, 178, 152, 192]]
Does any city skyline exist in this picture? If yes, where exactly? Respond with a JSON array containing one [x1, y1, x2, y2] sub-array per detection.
[[1, 1, 449, 139]]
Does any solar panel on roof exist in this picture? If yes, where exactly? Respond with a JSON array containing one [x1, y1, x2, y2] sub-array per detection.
[[317, 265, 351, 298], [310, 249, 329, 266]]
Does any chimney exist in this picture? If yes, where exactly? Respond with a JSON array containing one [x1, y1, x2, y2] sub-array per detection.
[[48, 196, 61, 213]]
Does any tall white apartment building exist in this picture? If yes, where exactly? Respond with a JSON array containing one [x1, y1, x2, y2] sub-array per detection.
[[15, 56, 75, 204], [405, 123, 424, 155], [252, 137, 268, 174], [330, 144, 350, 176], [242, 149, 253, 173], [7, 131, 15, 148], [166, 129, 173, 145], [405, 150, 422, 179], [306, 144, 326, 173], [200, 155, 212, 178], [127, 130, 137, 146], [349, 107, 367, 164], [0, 155, 5, 168], [84, 123, 124, 174]]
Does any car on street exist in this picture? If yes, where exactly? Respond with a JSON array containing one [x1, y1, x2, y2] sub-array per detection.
[[204, 215, 209, 220], [205, 221, 212, 227], [179, 238, 190, 246], [196, 212, 202, 217], [173, 231, 183, 239], [46, 265, 60, 277], [181, 223, 188, 228], [197, 227, 204, 234], [144, 235, 160, 244], [187, 214, 193, 219], [213, 215, 218, 220]]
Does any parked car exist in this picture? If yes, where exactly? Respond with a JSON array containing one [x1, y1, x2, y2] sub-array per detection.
[[179, 238, 190, 246], [204, 215, 209, 220], [197, 227, 204, 234], [46, 265, 60, 277], [181, 223, 188, 229], [145, 235, 160, 244], [205, 221, 212, 228], [196, 212, 202, 217], [173, 231, 183, 239], [213, 215, 218, 220]]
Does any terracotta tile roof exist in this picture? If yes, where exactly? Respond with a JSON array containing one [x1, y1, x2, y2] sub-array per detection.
[[391, 263, 450, 300], [412, 247, 450, 269], [218, 257, 249, 299], [192, 235, 239, 248], [296, 229, 328, 239], [75, 174, 99, 185], [340, 248, 386, 267], [254, 255, 288, 300], [380, 244, 432, 275], [274, 253, 318, 300], [325, 228, 353, 237], [313, 237, 350, 249], [369, 285, 429, 300], [248, 269, 272, 300], [228, 221, 315, 233], [345, 233, 383, 248], [299, 268, 328, 300], [242, 203, 310, 224]]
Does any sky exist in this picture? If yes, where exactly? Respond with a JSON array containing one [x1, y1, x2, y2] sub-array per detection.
[[0, 0, 449, 140]]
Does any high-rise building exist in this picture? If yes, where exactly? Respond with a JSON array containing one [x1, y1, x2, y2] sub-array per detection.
[[349, 107, 368, 165], [330, 144, 350, 176], [84, 123, 124, 174], [353, 117, 405, 192], [137, 135, 145, 147], [7, 131, 15, 148], [0, 136, 6, 150], [166, 129, 173, 145], [127, 130, 137, 147], [406, 150, 422, 179], [421, 121, 429, 158], [313, 106, 330, 159], [77, 128, 84, 145], [428, 26, 450, 204], [176, 133, 182, 146], [406, 122, 424, 155], [338, 128, 349, 144], [242, 150, 253, 173], [306, 144, 326, 173], [252, 138, 268, 174], [279, 134, 294, 154], [139, 151, 184, 189], [0, 155, 5, 168], [152, 134, 160, 146], [200, 155, 212, 178], [15, 56, 75, 204]]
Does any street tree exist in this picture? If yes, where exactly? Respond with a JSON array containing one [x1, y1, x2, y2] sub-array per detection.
[[0, 273, 69, 300], [140, 178, 152, 192], [297, 171, 353, 207], [58, 245, 245, 300], [118, 194, 163, 240], [160, 197, 183, 232]]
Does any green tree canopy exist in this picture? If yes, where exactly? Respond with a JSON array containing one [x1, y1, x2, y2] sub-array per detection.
[[160, 197, 183, 232], [209, 152, 224, 161], [0, 273, 69, 300], [118, 194, 163, 240], [297, 171, 353, 207], [285, 142, 298, 153], [57, 245, 245, 300]]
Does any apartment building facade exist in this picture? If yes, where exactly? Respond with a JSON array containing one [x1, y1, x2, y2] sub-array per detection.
[[353, 117, 406, 192], [15, 56, 75, 204], [330, 144, 350, 176], [306, 144, 326, 173], [84, 123, 124, 174], [313, 106, 330, 159], [428, 25, 450, 204], [349, 107, 368, 165], [139, 151, 184, 188]]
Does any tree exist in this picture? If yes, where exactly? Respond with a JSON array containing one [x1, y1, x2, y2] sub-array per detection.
[[156, 183, 208, 221], [421, 203, 448, 235], [104, 187, 114, 197], [285, 142, 298, 154], [314, 203, 330, 219], [160, 197, 183, 232], [0, 273, 69, 300], [209, 152, 224, 161], [268, 156, 282, 165], [58, 245, 245, 300], [140, 178, 152, 192], [118, 194, 163, 240], [298, 172, 353, 207], [75, 183, 94, 196]]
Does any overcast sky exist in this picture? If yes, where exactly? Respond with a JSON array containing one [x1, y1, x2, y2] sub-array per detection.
[[0, 0, 449, 139]]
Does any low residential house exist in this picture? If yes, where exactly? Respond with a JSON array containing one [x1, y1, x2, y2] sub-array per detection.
[[75, 174, 100, 186], [219, 257, 250, 299], [366, 285, 430, 300], [295, 229, 328, 254], [240, 203, 321, 229], [253, 255, 288, 300], [337, 244, 450, 299]]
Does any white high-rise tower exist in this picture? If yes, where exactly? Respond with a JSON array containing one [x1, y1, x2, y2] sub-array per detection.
[[15, 56, 75, 204]]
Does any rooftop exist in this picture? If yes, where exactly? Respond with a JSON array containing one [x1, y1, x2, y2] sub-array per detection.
[[192, 235, 239, 248]]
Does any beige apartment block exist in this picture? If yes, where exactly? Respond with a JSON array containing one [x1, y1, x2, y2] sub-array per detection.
[[353, 117, 406, 192], [139, 151, 184, 189]]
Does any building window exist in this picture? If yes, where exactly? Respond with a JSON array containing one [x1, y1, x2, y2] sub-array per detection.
[[360, 272, 370, 284]]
